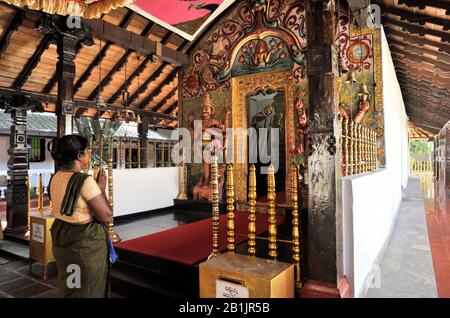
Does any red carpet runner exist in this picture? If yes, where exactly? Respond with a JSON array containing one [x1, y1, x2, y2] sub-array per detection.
[[115, 211, 285, 266]]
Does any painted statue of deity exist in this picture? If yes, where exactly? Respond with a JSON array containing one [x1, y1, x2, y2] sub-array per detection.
[[294, 89, 308, 154], [353, 83, 371, 123], [192, 92, 231, 201]]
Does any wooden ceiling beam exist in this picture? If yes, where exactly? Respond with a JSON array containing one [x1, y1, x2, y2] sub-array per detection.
[[138, 69, 178, 110], [383, 16, 450, 44], [84, 19, 189, 66], [107, 30, 173, 104], [0, 87, 177, 120], [164, 101, 178, 115], [87, 20, 155, 101], [384, 25, 450, 52], [396, 72, 450, 91], [390, 47, 450, 70], [392, 58, 450, 77], [388, 38, 449, 62], [376, 2, 450, 31], [126, 62, 168, 106], [152, 86, 177, 113], [13, 33, 53, 90], [0, 10, 24, 55], [72, 10, 136, 96], [397, 0, 450, 14]]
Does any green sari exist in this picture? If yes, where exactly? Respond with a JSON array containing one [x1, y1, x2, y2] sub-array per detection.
[[50, 173, 110, 298]]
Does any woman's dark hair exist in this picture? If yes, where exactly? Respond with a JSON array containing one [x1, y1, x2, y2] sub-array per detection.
[[48, 134, 89, 168]]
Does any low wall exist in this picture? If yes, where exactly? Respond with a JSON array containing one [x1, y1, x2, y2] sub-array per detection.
[[112, 167, 179, 217]]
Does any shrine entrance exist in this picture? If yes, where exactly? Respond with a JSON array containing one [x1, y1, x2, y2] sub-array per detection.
[[231, 69, 295, 206]]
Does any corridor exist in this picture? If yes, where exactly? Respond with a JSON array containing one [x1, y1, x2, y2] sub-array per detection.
[[366, 176, 449, 298]]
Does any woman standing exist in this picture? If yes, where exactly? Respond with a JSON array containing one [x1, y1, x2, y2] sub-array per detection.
[[48, 135, 113, 298]]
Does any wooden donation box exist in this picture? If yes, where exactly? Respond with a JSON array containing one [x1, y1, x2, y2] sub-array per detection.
[[29, 215, 55, 280], [199, 252, 294, 298]]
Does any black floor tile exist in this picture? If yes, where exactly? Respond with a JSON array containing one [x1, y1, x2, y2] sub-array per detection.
[[0, 277, 35, 293], [0, 271, 21, 283], [10, 283, 52, 298]]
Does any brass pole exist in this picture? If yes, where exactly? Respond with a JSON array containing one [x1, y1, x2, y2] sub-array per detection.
[[226, 164, 235, 253], [176, 149, 188, 200], [267, 164, 277, 260], [146, 141, 150, 167], [339, 116, 344, 175], [153, 141, 157, 167], [26, 176, 30, 230], [93, 165, 99, 181], [349, 121, 354, 175], [208, 155, 220, 259], [119, 138, 123, 169], [161, 142, 166, 167], [38, 173, 43, 215], [107, 139, 121, 243], [128, 138, 132, 169], [248, 164, 257, 256], [343, 118, 349, 176], [363, 127, 367, 172], [99, 134, 103, 171], [137, 139, 141, 168], [292, 164, 302, 288], [84, 136, 92, 175]]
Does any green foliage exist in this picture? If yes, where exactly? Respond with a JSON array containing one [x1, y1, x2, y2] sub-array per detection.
[[409, 140, 432, 155]]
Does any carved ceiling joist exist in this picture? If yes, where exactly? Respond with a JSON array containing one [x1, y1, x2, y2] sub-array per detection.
[[384, 26, 450, 53], [0, 87, 177, 121], [127, 62, 169, 106], [84, 19, 189, 66], [0, 10, 23, 55], [376, 2, 450, 31], [152, 86, 178, 113], [388, 38, 450, 62], [397, 0, 450, 14], [396, 70, 450, 90], [383, 16, 450, 44], [13, 33, 53, 90], [139, 68, 178, 110], [87, 24, 156, 101], [107, 28, 173, 105], [390, 47, 450, 70], [164, 100, 178, 116], [73, 10, 136, 96]]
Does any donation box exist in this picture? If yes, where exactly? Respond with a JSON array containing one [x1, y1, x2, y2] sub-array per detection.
[[29, 215, 55, 280], [199, 252, 294, 298]]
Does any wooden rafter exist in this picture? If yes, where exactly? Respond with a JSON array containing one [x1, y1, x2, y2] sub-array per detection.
[[0, 87, 177, 121], [397, 0, 450, 14], [107, 29, 173, 104], [0, 10, 23, 55], [153, 86, 177, 112], [72, 10, 136, 96], [383, 16, 450, 43], [13, 33, 53, 90], [84, 19, 189, 65], [388, 38, 450, 62], [390, 49, 450, 72], [164, 101, 178, 116], [384, 25, 450, 52], [126, 62, 168, 106], [138, 68, 178, 109], [376, 2, 450, 31]]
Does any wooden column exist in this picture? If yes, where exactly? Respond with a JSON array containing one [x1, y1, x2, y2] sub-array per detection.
[[303, 0, 342, 293], [0, 94, 40, 233], [137, 118, 149, 168], [36, 15, 93, 138]]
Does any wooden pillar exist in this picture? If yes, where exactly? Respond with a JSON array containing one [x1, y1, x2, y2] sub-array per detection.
[[0, 94, 40, 233], [137, 118, 149, 168], [302, 0, 345, 296], [38, 15, 93, 138]]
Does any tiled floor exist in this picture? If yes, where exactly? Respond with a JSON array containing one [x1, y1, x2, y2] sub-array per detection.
[[365, 177, 440, 298], [0, 210, 206, 298], [424, 181, 450, 298]]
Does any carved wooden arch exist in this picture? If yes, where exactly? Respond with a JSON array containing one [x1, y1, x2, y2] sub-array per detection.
[[231, 69, 295, 205]]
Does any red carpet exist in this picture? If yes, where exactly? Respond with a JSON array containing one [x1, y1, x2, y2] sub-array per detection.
[[115, 211, 285, 266]]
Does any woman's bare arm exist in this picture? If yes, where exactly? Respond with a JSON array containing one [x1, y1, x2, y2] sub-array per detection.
[[86, 193, 113, 224]]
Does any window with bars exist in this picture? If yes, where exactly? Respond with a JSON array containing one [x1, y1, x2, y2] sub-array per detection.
[[28, 137, 45, 162]]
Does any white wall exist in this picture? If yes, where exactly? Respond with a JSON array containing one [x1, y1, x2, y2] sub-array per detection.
[[342, 26, 409, 297], [112, 167, 179, 217]]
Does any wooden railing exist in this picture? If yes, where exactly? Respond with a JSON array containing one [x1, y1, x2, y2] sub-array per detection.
[[339, 117, 378, 176]]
